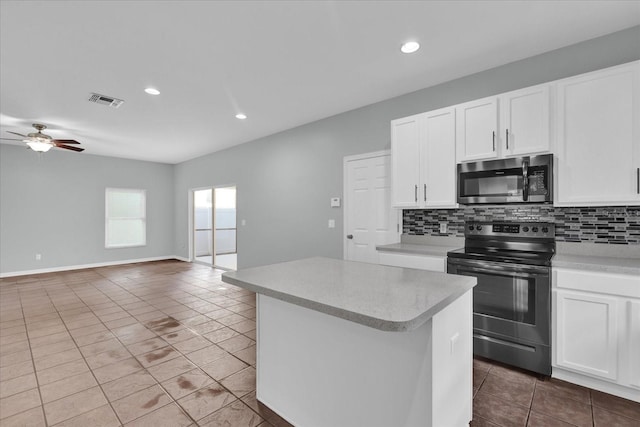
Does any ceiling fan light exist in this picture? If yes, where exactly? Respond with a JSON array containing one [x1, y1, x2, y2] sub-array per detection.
[[26, 140, 53, 152]]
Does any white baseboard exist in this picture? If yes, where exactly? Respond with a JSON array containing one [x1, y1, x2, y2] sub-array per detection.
[[553, 367, 640, 402], [0, 255, 191, 278]]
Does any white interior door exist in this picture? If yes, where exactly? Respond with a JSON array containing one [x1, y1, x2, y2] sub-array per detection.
[[344, 151, 400, 263]]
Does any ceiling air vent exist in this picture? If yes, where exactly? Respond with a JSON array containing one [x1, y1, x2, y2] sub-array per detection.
[[88, 93, 124, 109]]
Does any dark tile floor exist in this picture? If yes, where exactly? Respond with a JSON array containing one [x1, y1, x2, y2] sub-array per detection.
[[1, 260, 638, 426], [473, 356, 640, 426]]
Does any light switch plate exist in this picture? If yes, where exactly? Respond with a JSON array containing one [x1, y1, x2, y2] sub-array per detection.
[[330, 197, 341, 207]]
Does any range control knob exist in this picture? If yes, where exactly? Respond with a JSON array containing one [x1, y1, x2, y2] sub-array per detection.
[[542, 227, 549, 233], [476, 225, 483, 231], [532, 226, 539, 233], [468, 225, 474, 231], [522, 226, 529, 232]]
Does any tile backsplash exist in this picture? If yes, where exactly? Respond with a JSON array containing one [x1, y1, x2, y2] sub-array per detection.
[[403, 206, 640, 245]]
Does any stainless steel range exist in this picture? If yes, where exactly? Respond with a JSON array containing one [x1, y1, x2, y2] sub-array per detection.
[[447, 221, 555, 375]]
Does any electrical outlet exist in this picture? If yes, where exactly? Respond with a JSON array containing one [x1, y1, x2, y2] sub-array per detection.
[[328, 219, 335, 228], [439, 222, 448, 233], [35, 253, 42, 261]]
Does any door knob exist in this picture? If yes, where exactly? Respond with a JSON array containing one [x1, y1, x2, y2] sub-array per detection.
[[346, 234, 353, 239]]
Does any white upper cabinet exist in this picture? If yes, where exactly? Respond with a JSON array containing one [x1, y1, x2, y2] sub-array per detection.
[[391, 114, 422, 208], [500, 85, 552, 157], [391, 107, 457, 209], [421, 107, 457, 208], [456, 84, 552, 162], [555, 61, 640, 206], [455, 97, 498, 162]]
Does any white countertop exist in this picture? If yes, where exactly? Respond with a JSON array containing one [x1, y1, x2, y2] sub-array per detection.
[[221, 257, 476, 332], [376, 242, 458, 257], [377, 237, 640, 275], [553, 242, 640, 275], [376, 234, 463, 257]]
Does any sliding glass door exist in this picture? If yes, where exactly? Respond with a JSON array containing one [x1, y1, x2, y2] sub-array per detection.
[[191, 186, 237, 270]]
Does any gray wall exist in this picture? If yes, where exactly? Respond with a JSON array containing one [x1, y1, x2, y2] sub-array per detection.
[[0, 144, 174, 274], [173, 26, 640, 269], [2, 27, 638, 275]]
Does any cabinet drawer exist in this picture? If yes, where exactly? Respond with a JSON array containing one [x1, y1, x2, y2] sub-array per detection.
[[554, 268, 640, 298], [378, 252, 445, 272]]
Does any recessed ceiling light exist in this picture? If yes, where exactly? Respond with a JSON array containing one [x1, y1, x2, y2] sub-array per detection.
[[400, 41, 420, 54], [235, 113, 247, 120], [144, 88, 160, 95]]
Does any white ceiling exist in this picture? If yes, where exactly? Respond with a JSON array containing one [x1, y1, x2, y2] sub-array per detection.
[[1, 1, 638, 164]]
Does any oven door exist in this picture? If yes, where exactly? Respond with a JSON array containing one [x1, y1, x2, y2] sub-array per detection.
[[447, 257, 550, 345]]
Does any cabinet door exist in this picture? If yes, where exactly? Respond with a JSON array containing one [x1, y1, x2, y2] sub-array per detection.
[[456, 97, 498, 162], [555, 61, 640, 206], [555, 290, 619, 380], [422, 107, 457, 208], [627, 299, 640, 389], [391, 114, 421, 208], [500, 84, 551, 156]]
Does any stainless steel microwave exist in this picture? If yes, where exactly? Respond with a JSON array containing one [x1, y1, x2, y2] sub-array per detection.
[[457, 154, 553, 204]]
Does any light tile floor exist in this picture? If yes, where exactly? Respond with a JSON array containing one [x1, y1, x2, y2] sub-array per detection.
[[0, 260, 287, 427], [1, 260, 639, 426]]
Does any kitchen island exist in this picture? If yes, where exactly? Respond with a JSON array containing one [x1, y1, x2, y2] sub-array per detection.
[[221, 257, 476, 427]]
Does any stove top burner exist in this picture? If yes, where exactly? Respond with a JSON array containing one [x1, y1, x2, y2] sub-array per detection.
[[447, 221, 556, 266]]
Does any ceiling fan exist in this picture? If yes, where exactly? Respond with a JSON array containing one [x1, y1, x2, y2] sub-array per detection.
[[0, 123, 84, 153]]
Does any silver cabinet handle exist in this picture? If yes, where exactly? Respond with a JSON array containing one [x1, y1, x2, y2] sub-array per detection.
[[506, 129, 509, 150], [424, 184, 427, 202], [415, 184, 418, 202], [637, 168, 639, 194], [492, 131, 496, 151], [346, 234, 353, 239]]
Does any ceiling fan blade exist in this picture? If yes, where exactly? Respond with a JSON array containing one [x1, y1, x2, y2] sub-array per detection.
[[56, 144, 84, 152], [0, 137, 24, 141], [7, 131, 27, 137], [52, 139, 81, 144]]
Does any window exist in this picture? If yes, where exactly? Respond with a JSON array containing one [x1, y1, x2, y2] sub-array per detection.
[[105, 188, 146, 248]]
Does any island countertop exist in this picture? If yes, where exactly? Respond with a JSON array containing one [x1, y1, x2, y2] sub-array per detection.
[[221, 256, 476, 332]]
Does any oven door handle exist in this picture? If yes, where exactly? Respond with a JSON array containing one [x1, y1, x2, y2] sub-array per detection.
[[448, 258, 548, 276]]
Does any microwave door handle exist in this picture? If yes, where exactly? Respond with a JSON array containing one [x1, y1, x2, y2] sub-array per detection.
[[522, 160, 529, 201]]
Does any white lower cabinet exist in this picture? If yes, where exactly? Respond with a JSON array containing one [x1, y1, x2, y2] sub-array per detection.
[[377, 251, 445, 273], [555, 290, 619, 380], [628, 300, 640, 389], [553, 268, 640, 402]]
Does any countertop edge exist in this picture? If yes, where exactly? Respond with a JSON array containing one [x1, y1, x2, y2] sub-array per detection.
[[221, 272, 474, 332], [376, 243, 460, 257], [552, 258, 640, 275]]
